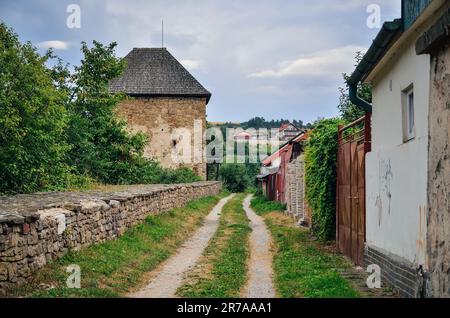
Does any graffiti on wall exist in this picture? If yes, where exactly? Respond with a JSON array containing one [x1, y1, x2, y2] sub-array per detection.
[[375, 159, 394, 226]]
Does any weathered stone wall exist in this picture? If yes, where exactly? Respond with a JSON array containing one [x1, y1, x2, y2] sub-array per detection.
[[116, 96, 207, 178], [0, 182, 221, 294], [427, 44, 450, 298], [284, 155, 307, 224]]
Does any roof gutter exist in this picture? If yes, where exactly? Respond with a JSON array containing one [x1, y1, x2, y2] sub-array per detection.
[[346, 19, 403, 113]]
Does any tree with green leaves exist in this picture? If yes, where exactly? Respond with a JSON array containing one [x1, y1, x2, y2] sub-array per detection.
[[0, 23, 199, 195], [0, 23, 84, 194], [219, 164, 251, 192], [338, 52, 372, 122], [64, 41, 149, 184], [60, 41, 200, 185]]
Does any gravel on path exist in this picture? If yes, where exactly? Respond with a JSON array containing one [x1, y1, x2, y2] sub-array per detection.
[[128, 194, 235, 298]]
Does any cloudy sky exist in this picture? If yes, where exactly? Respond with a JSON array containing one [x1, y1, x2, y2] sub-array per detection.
[[0, 0, 401, 123]]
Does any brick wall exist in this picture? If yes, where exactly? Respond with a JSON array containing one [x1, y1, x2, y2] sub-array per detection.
[[0, 182, 221, 294], [116, 96, 207, 178], [427, 44, 450, 298], [365, 245, 421, 298], [284, 155, 308, 224]]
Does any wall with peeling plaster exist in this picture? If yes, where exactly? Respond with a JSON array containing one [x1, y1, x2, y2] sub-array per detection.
[[426, 44, 450, 298], [366, 41, 429, 266]]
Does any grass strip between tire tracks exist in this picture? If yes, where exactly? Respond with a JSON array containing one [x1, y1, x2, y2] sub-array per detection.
[[177, 193, 251, 298]]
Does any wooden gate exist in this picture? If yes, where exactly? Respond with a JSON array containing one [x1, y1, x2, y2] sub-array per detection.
[[336, 114, 371, 265]]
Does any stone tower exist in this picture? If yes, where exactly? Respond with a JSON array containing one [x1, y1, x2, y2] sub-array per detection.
[[110, 48, 211, 178]]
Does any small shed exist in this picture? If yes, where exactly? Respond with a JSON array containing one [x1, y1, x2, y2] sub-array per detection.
[[259, 132, 309, 223]]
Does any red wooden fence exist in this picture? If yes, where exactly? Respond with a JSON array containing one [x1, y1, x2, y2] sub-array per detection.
[[336, 114, 371, 265]]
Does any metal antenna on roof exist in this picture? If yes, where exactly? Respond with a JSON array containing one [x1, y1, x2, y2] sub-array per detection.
[[161, 19, 164, 48]]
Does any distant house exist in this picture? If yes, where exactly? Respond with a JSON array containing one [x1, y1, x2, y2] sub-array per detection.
[[110, 48, 211, 178], [258, 132, 310, 224], [277, 123, 302, 142], [346, 0, 450, 297], [234, 131, 253, 141], [233, 129, 271, 144]]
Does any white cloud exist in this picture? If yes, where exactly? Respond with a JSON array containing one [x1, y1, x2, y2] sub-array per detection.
[[180, 59, 201, 71], [36, 40, 70, 50], [4, 0, 401, 122], [248, 45, 366, 79]]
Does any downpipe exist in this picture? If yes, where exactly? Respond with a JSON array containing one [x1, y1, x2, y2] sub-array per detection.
[[348, 83, 372, 113], [417, 265, 433, 298]]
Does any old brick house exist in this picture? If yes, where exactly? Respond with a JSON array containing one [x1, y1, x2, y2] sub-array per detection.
[[110, 48, 211, 178]]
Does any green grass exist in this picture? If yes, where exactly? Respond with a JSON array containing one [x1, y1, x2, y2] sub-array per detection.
[[176, 193, 251, 298], [9, 192, 229, 298], [251, 195, 359, 298], [250, 194, 286, 214]]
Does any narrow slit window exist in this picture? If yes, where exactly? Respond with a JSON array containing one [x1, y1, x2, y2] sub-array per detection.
[[408, 92, 414, 136], [403, 86, 415, 142]]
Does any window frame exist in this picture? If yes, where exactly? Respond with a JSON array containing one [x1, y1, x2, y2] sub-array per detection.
[[402, 85, 415, 142]]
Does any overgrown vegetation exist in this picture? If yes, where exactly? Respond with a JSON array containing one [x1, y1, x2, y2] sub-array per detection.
[[250, 194, 286, 214], [177, 194, 251, 298], [208, 140, 263, 192], [250, 196, 359, 298], [304, 118, 344, 242], [219, 164, 252, 193], [0, 23, 199, 195], [9, 193, 227, 298]]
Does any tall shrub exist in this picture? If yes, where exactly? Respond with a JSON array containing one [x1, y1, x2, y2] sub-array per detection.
[[304, 118, 344, 241], [0, 23, 84, 194], [220, 164, 251, 192]]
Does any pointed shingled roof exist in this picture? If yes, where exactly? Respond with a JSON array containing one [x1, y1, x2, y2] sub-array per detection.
[[109, 48, 211, 103]]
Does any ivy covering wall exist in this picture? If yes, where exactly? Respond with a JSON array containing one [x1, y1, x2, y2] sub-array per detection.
[[304, 118, 344, 242]]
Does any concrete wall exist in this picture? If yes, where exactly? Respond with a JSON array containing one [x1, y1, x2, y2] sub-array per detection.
[[427, 44, 450, 298], [366, 41, 430, 266], [116, 96, 207, 178], [0, 182, 221, 294]]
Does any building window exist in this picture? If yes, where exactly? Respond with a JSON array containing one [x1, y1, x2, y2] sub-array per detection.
[[402, 86, 415, 142]]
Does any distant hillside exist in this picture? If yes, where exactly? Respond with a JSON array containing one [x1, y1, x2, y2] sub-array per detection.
[[208, 117, 312, 130]]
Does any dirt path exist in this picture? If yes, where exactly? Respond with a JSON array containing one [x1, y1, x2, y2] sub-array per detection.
[[128, 194, 235, 298], [242, 195, 276, 298]]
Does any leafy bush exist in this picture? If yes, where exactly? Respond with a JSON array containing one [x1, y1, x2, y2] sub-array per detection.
[[304, 118, 344, 241], [219, 164, 251, 192]]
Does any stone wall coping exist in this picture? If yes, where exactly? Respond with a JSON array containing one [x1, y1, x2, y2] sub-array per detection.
[[0, 182, 220, 225]]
